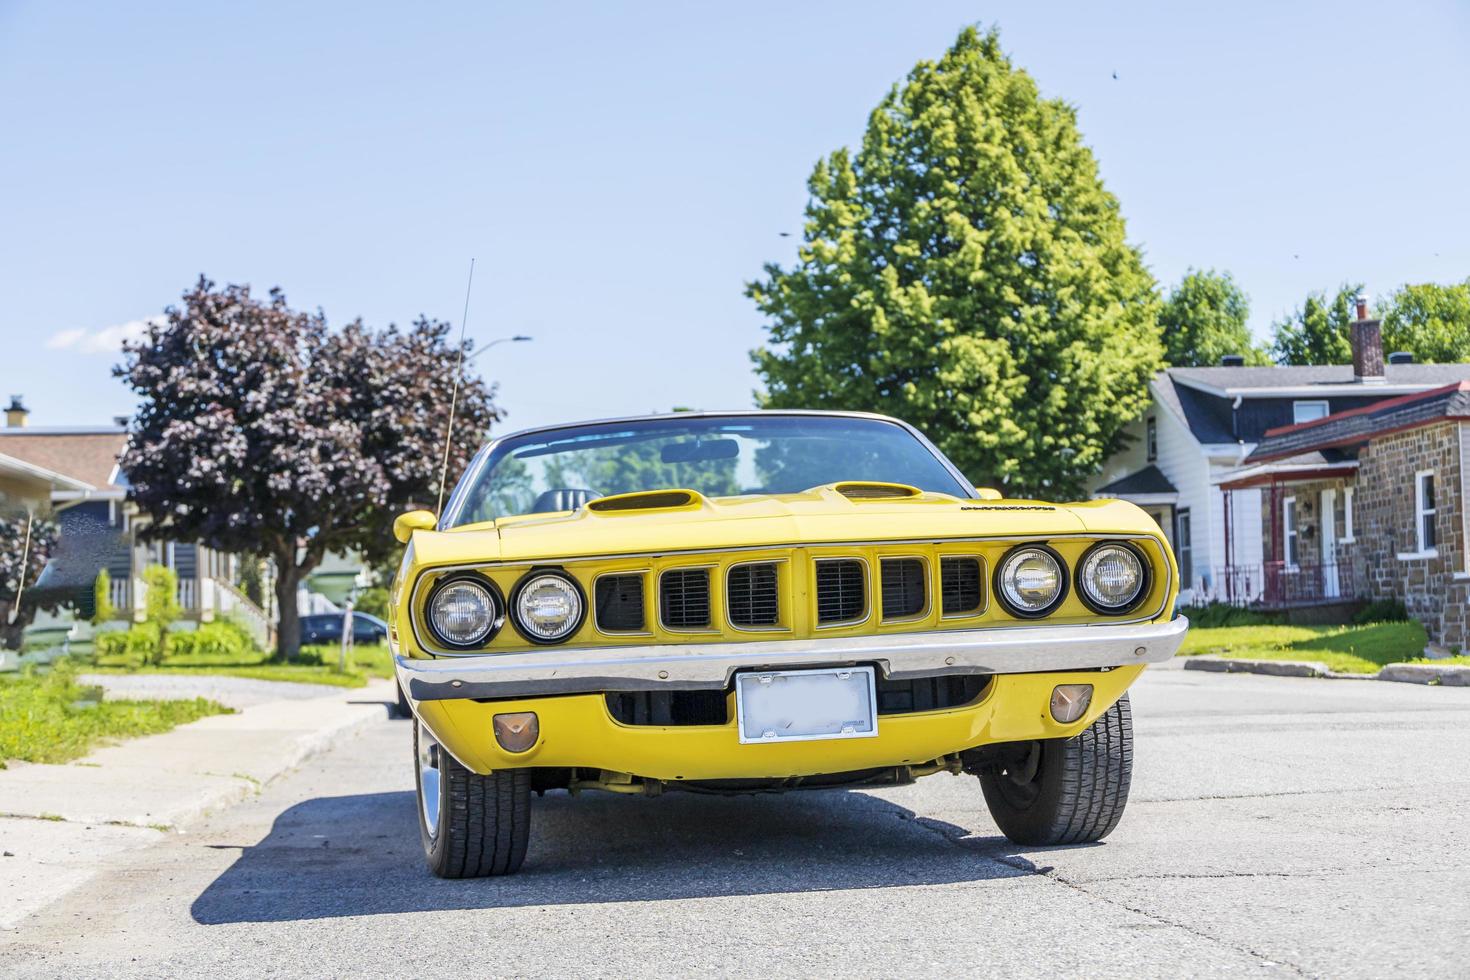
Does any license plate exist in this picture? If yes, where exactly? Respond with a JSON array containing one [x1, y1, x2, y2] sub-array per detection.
[[735, 666, 878, 744]]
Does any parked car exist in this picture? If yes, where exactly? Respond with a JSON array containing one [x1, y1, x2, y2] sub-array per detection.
[[392, 411, 1187, 877], [299, 611, 389, 646]]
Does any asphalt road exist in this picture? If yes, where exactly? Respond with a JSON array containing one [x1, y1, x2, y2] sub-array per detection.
[[5, 666, 1469, 979]]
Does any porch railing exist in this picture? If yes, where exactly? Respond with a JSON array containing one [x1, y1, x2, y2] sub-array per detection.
[[1198, 559, 1358, 609]]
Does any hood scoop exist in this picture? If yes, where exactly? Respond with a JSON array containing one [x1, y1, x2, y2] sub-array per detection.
[[833, 481, 923, 501], [587, 489, 702, 513]]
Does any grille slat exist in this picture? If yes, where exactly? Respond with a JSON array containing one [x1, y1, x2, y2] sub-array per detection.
[[594, 574, 645, 632], [659, 568, 711, 629], [941, 557, 983, 615], [815, 560, 866, 624], [727, 563, 780, 628], [880, 558, 926, 619]]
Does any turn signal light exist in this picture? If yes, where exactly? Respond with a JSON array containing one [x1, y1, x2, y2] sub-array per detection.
[[1050, 684, 1094, 724], [493, 712, 540, 753]]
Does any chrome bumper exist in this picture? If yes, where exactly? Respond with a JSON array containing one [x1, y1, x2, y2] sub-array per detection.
[[397, 616, 1189, 702]]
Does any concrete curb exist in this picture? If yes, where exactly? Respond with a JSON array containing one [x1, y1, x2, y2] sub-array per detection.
[[1183, 656, 1470, 685], [1376, 663, 1470, 686]]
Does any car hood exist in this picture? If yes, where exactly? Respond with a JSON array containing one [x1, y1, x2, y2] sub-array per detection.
[[408, 486, 1157, 568]]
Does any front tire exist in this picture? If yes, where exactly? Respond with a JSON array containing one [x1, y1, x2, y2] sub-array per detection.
[[978, 694, 1133, 845], [415, 719, 531, 877]]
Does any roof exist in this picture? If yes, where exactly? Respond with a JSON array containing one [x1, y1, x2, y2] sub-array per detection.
[[1219, 452, 1360, 490], [1168, 362, 1470, 396], [1245, 381, 1470, 464], [0, 451, 92, 493], [1094, 465, 1177, 496], [0, 428, 128, 491]]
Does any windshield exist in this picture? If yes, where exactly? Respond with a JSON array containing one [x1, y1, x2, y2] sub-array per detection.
[[447, 414, 970, 526]]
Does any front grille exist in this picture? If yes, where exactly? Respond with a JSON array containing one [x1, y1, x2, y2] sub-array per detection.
[[659, 568, 711, 629], [880, 558, 926, 619], [606, 690, 728, 726], [594, 574, 645, 632], [815, 559, 866, 624], [727, 563, 780, 627], [876, 674, 991, 714], [940, 557, 983, 615]]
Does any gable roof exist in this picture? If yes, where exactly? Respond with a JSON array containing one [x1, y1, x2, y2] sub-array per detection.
[[1168, 362, 1470, 397], [0, 429, 128, 492], [1245, 381, 1470, 464], [1094, 464, 1178, 496]]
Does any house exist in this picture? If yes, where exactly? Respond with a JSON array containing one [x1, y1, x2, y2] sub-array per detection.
[[1087, 301, 1470, 608], [0, 398, 273, 645], [1226, 374, 1470, 650]]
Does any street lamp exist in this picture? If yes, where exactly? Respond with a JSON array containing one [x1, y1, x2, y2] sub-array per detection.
[[466, 335, 532, 363]]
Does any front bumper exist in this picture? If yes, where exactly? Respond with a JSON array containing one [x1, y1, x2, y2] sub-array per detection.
[[397, 616, 1189, 702]]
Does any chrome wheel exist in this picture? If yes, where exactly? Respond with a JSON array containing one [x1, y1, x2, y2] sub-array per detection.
[[416, 720, 442, 840]]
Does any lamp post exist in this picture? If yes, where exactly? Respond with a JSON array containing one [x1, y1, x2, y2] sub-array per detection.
[[466, 335, 532, 364]]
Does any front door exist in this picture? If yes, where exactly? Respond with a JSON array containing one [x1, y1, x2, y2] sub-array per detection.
[[1320, 489, 1339, 598]]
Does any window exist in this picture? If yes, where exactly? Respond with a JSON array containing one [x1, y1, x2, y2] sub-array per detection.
[[1343, 486, 1355, 543], [1416, 471, 1437, 554], [1176, 509, 1192, 589], [1145, 417, 1157, 462], [1283, 496, 1299, 567], [1293, 400, 1330, 424]]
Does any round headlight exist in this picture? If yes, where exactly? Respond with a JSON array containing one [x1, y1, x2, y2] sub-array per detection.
[[426, 577, 501, 648], [1077, 542, 1148, 614], [512, 572, 585, 644], [995, 545, 1067, 618]]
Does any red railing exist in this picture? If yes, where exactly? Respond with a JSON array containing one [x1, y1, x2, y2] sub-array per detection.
[[1201, 560, 1357, 609]]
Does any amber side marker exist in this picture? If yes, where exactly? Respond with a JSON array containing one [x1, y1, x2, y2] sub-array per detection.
[[1049, 685, 1094, 724], [493, 712, 540, 753]]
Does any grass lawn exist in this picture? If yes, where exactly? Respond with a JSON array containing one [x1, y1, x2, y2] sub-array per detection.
[[1179, 620, 1429, 674], [88, 642, 395, 689], [0, 662, 230, 767]]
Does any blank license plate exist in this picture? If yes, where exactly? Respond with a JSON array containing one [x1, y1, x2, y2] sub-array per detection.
[[735, 666, 878, 744]]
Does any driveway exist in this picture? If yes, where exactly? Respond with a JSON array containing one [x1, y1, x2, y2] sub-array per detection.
[[4, 668, 1467, 978]]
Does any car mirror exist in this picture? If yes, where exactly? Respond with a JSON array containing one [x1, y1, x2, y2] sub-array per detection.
[[973, 486, 1003, 500], [660, 439, 739, 464], [393, 509, 438, 544]]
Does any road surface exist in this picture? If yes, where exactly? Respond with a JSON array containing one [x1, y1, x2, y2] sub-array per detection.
[[5, 666, 1468, 978]]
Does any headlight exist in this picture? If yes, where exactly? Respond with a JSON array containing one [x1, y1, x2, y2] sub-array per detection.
[[995, 545, 1067, 618], [426, 576, 501, 648], [1077, 542, 1149, 614], [511, 571, 586, 644]]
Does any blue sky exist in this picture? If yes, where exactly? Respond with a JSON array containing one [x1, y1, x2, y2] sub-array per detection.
[[3, 1, 1468, 433]]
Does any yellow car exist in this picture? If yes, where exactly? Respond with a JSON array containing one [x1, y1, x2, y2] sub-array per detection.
[[391, 411, 1186, 877]]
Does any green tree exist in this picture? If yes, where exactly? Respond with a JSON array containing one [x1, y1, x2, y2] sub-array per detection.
[[1380, 280, 1470, 363], [1270, 284, 1362, 366], [141, 565, 180, 664], [747, 27, 1161, 497], [1159, 269, 1268, 366]]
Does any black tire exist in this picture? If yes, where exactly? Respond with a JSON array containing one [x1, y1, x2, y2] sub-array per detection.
[[415, 721, 532, 878], [393, 681, 411, 719], [978, 694, 1133, 846]]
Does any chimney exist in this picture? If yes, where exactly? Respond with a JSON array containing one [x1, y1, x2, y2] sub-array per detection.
[[1350, 291, 1385, 383], [1388, 351, 1414, 365], [5, 395, 28, 428], [1219, 354, 1246, 367], [113, 415, 130, 428]]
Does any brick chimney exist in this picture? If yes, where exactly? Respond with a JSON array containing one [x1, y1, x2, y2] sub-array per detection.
[[1350, 292, 1385, 383], [4, 395, 28, 428]]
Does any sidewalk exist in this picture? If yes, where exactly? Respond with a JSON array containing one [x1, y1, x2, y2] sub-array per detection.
[[0, 678, 396, 929]]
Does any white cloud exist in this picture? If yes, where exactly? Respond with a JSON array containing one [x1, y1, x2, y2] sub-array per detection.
[[46, 317, 162, 354]]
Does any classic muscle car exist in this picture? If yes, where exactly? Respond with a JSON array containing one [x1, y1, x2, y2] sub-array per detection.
[[391, 411, 1187, 877]]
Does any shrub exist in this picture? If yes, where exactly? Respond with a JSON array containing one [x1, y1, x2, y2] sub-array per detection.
[[1178, 602, 1281, 628], [91, 570, 116, 625], [1353, 599, 1409, 624], [167, 620, 259, 659], [353, 586, 390, 620], [94, 623, 163, 669]]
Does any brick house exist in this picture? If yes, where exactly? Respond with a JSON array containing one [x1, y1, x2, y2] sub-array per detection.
[[1220, 314, 1470, 651]]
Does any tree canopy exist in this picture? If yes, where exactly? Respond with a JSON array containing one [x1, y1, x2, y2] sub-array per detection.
[[116, 277, 501, 659], [1159, 269, 1268, 367], [747, 26, 1161, 498], [1269, 284, 1362, 366], [1380, 279, 1470, 363]]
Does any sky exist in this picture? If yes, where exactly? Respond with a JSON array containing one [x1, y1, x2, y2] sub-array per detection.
[[2, 1, 1469, 434]]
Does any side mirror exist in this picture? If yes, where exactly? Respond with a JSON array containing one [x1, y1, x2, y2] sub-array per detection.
[[393, 509, 438, 544], [974, 487, 1003, 500]]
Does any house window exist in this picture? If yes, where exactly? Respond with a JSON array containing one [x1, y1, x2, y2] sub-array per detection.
[[1293, 400, 1330, 424], [1283, 496, 1299, 567], [1146, 416, 1157, 462], [1343, 486, 1355, 543], [1176, 508, 1192, 588], [1416, 471, 1437, 554]]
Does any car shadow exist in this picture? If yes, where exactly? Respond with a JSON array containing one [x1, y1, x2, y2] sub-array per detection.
[[190, 785, 1059, 924]]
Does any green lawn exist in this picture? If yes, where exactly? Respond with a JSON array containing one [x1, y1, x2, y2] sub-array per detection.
[[0, 662, 230, 766], [88, 642, 395, 689], [1179, 620, 1429, 674]]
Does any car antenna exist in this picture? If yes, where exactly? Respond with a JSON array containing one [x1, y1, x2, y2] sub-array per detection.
[[436, 257, 476, 519]]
